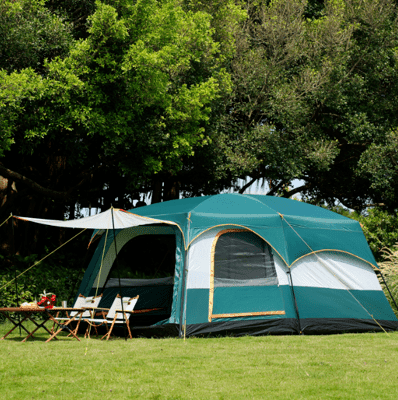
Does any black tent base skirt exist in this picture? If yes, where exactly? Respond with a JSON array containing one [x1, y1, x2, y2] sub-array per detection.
[[122, 318, 398, 338]]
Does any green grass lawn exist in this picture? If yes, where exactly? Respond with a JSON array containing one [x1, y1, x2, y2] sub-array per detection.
[[1, 322, 398, 400]]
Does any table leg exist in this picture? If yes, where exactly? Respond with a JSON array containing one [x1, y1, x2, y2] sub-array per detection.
[[0, 311, 35, 340], [22, 314, 56, 342]]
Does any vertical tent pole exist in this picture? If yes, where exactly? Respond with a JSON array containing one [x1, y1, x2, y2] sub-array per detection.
[[11, 213, 21, 334], [111, 206, 127, 340], [179, 212, 191, 339], [287, 269, 302, 334]]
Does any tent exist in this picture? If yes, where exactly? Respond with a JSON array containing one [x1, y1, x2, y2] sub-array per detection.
[[68, 193, 397, 337]]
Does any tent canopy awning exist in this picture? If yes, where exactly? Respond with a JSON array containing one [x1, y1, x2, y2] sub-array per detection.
[[14, 208, 174, 230]]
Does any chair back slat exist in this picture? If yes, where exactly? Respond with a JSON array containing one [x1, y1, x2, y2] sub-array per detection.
[[69, 294, 102, 317], [106, 295, 139, 321], [70, 295, 88, 317], [81, 295, 102, 318], [115, 296, 139, 321]]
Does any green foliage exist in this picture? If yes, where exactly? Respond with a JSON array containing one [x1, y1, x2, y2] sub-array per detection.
[[379, 244, 398, 318], [0, 0, 73, 73], [358, 209, 398, 261], [327, 206, 398, 261], [223, 0, 398, 210], [0, 68, 46, 157], [0, 254, 84, 317]]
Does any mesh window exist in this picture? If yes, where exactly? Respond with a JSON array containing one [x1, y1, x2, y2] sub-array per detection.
[[214, 231, 278, 287]]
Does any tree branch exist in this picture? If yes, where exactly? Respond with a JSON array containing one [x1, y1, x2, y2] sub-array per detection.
[[266, 181, 285, 196], [282, 183, 311, 198], [238, 176, 258, 194], [0, 164, 73, 201]]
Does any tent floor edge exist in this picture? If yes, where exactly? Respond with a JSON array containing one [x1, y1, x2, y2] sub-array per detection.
[[75, 318, 398, 338], [126, 318, 398, 338], [300, 318, 398, 334]]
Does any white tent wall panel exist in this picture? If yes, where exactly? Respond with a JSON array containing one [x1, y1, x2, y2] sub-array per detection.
[[290, 252, 382, 291], [186, 228, 216, 289], [92, 225, 176, 288], [272, 254, 290, 286]]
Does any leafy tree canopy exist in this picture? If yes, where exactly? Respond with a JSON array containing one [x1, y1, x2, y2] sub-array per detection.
[[219, 0, 398, 211]]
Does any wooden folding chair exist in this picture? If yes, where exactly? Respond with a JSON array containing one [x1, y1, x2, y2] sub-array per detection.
[[52, 293, 102, 337], [85, 294, 139, 340]]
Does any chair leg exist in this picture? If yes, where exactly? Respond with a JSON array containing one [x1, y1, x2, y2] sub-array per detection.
[[125, 313, 132, 339], [51, 311, 60, 334], [67, 318, 81, 338], [101, 319, 116, 341]]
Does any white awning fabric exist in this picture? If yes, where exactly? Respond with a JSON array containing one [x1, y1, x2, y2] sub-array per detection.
[[15, 208, 173, 230]]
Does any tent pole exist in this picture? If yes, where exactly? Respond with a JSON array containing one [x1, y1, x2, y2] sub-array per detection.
[[179, 213, 191, 339], [179, 249, 187, 339], [11, 213, 21, 335], [111, 206, 127, 340], [287, 269, 302, 334]]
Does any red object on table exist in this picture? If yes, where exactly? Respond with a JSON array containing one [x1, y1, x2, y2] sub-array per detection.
[[37, 294, 56, 309]]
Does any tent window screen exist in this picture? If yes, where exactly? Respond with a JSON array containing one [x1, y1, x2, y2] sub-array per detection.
[[214, 231, 278, 287]]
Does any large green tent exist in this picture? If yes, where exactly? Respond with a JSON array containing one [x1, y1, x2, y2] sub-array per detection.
[[74, 193, 398, 336]]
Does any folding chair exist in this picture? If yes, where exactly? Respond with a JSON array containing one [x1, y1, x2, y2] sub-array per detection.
[[52, 294, 102, 337], [85, 294, 139, 340]]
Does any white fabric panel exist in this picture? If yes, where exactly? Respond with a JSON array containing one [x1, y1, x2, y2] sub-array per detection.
[[273, 254, 290, 286], [291, 252, 382, 291], [186, 228, 216, 289], [15, 208, 174, 230]]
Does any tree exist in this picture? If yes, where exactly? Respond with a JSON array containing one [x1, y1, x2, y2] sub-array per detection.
[[0, 0, 243, 255], [218, 0, 398, 210]]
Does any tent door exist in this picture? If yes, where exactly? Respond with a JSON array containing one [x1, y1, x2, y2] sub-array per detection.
[[209, 230, 285, 321]]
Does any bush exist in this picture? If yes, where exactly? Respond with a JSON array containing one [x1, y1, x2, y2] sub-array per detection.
[[0, 254, 85, 322], [327, 206, 398, 262], [378, 244, 398, 318]]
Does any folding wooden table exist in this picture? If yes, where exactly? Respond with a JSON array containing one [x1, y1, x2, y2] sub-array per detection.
[[0, 307, 84, 342]]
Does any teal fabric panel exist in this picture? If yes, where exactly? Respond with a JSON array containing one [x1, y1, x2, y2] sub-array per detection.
[[253, 195, 347, 220], [169, 230, 184, 324], [283, 216, 376, 266], [85, 230, 118, 295], [76, 235, 105, 298], [279, 285, 300, 319], [77, 230, 117, 297], [185, 286, 298, 324], [192, 193, 277, 215], [213, 286, 285, 315], [294, 287, 397, 321], [185, 289, 210, 324]]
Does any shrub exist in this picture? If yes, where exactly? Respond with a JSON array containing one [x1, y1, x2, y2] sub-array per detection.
[[0, 254, 85, 322], [378, 244, 398, 318]]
